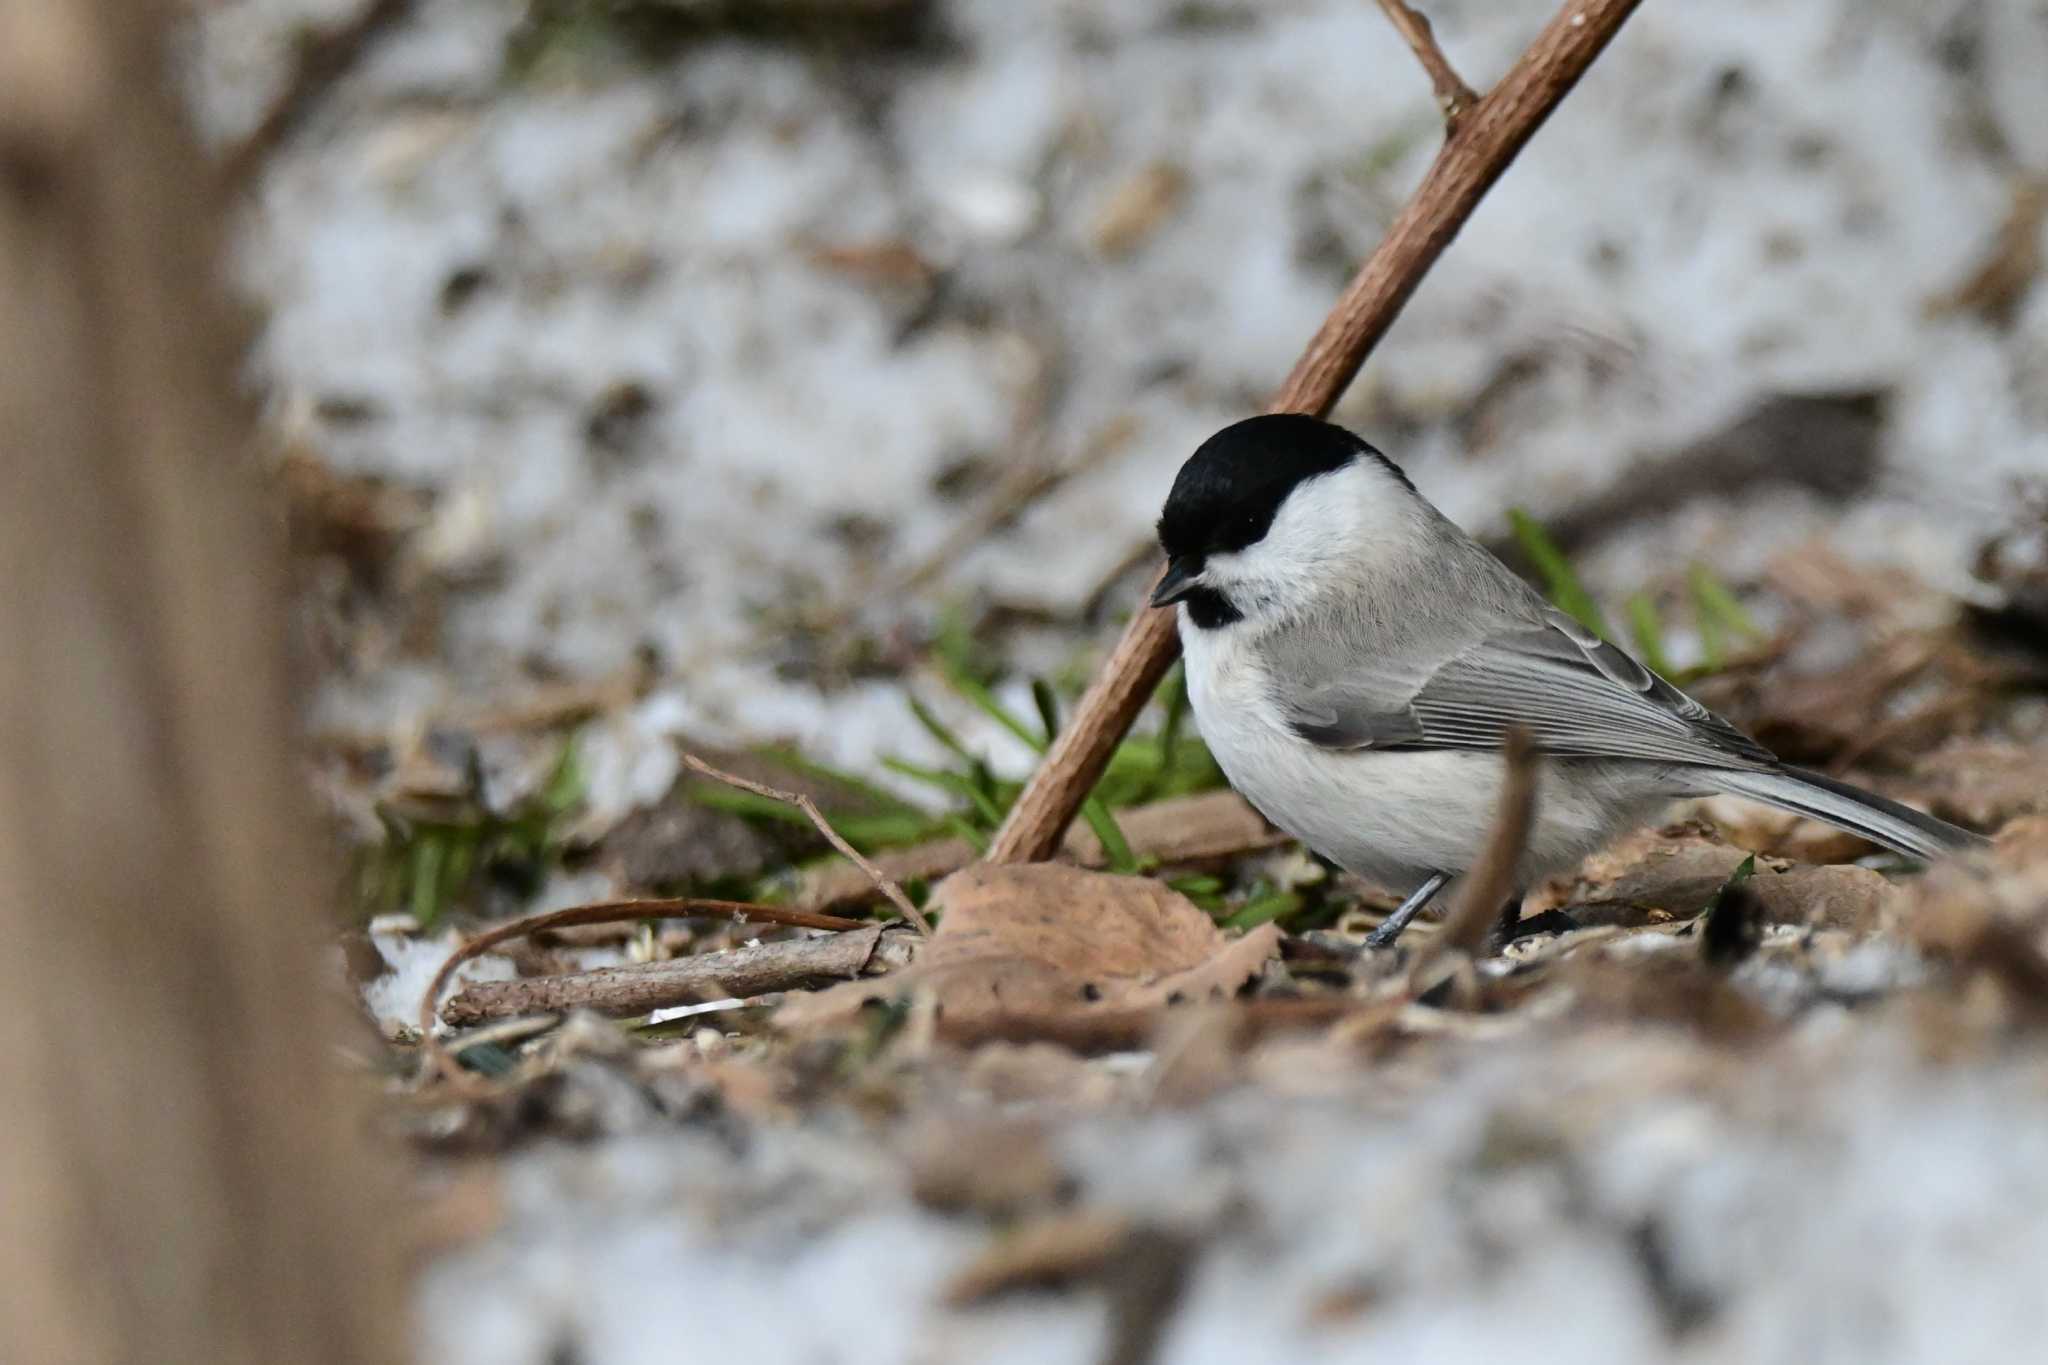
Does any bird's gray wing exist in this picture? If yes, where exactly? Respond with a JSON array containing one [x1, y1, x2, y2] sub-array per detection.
[[1282, 608, 1775, 769]]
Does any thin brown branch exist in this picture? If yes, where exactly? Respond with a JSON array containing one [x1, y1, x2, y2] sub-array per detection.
[[1376, 0, 1478, 127], [682, 751, 934, 935], [1413, 728, 1537, 976], [987, 0, 1645, 865], [217, 0, 414, 193], [442, 924, 912, 1026], [416, 896, 867, 1083]]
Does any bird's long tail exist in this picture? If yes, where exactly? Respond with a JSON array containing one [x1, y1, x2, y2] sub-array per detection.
[[1709, 765, 1987, 862]]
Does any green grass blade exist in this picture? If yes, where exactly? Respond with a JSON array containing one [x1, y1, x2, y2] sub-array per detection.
[[1689, 575, 1727, 672], [1509, 507, 1609, 639], [1031, 678, 1061, 747], [1701, 853, 1756, 918], [938, 669, 1046, 753], [1689, 564, 1762, 641], [749, 744, 926, 818], [1080, 796, 1139, 874], [409, 833, 450, 926], [881, 758, 1006, 828], [1223, 888, 1301, 932], [1626, 593, 1675, 677], [907, 695, 977, 766]]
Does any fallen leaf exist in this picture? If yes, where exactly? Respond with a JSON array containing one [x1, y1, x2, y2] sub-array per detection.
[[1559, 826, 1900, 934], [775, 863, 1279, 1033], [1560, 825, 1765, 912]]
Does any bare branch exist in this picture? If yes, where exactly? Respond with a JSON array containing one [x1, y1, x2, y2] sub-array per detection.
[[1413, 728, 1537, 975], [1376, 0, 1479, 128], [987, 0, 1645, 865], [682, 751, 934, 936], [415, 895, 869, 1083], [441, 925, 915, 1026]]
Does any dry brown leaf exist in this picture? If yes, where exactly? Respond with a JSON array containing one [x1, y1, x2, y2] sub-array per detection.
[[1558, 825, 1761, 912], [1558, 826, 1901, 934], [775, 863, 1280, 1033]]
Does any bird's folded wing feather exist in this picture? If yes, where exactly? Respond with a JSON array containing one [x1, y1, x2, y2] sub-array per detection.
[[1283, 608, 1774, 769]]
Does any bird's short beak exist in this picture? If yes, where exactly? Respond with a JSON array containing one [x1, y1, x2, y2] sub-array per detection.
[[1149, 556, 1202, 609]]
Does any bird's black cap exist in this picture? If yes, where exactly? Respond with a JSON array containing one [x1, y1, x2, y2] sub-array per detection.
[[1155, 414, 1405, 567]]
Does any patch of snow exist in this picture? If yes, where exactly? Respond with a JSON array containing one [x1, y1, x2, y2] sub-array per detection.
[[361, 930, 516, 1031]]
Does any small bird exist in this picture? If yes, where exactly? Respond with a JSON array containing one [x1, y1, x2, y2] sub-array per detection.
[[1153, 413, 1985, 947]]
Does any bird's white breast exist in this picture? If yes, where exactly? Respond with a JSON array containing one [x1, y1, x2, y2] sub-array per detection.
[[1179, 611, 1672, 891]]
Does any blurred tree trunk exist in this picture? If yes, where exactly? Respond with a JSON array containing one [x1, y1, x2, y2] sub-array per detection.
[[0, 3, 398, 1362]]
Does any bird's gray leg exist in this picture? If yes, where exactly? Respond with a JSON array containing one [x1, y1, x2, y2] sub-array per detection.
[[1365, 871, 1450, 950]]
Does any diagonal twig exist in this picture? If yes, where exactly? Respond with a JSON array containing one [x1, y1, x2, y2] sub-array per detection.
[[682, 751, 934, 936], [986, 0, 1646, 866], [1376, 0, 1478, 127]]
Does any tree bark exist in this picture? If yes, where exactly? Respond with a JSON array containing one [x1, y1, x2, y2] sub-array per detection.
[[0, 3, 398, 1361]]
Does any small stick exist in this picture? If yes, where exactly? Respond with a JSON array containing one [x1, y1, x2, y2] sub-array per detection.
[[415, 896, 865, 1084], [1413, 728, 1537, 975], [987, 0, 1646, 865], [1375, 1, 1479, 127], [442, 926, 895, 1025], [682, 752, 933, 936]]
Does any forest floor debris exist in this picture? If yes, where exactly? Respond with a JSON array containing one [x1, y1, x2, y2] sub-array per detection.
[[321, 534, 2048, 1360]]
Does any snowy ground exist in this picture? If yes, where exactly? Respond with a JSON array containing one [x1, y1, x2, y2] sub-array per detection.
[[192, 1, 2048, 1361], [203, 0, 2048, 777], [415, 1016, 2048, 1365]]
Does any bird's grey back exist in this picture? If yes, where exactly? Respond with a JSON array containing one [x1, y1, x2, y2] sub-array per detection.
[[1257, 497, 1775, 769]]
